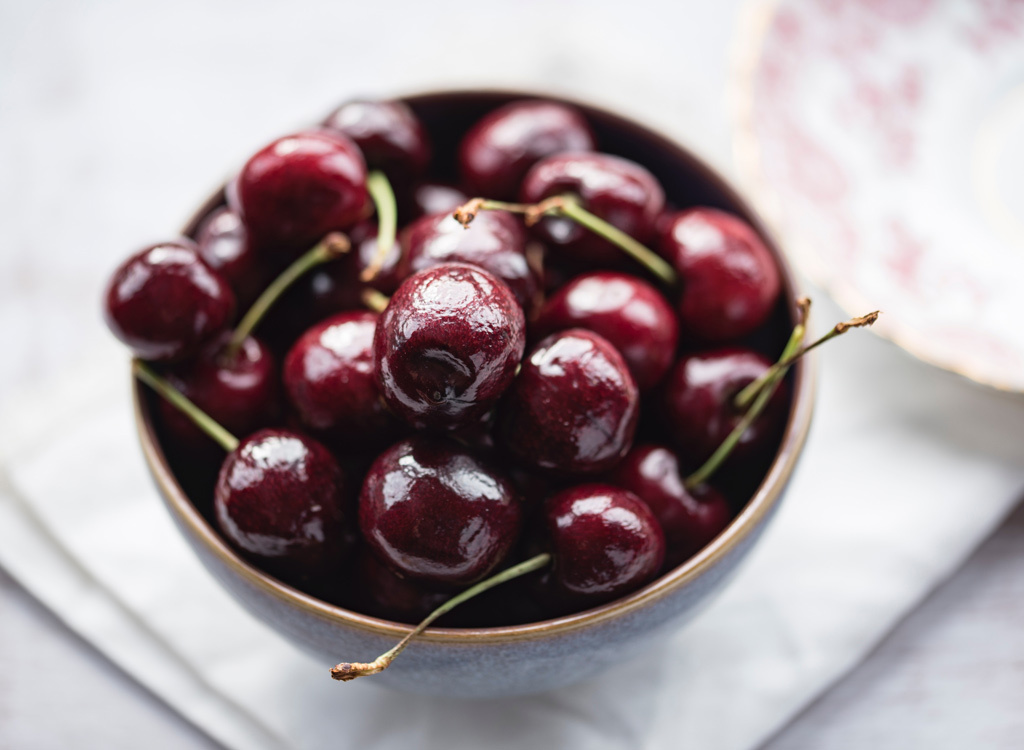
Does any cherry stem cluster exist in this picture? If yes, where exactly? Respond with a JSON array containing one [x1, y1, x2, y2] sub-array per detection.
[[453, 195, 677, 286], [133, 361, 240, 452], [223, 232, 351, 359], [331, 552, 552, 682], [684, 301, 880, 490], [360, 170, 398, 283]]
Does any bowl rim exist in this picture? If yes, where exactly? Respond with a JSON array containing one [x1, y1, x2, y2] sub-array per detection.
[[133, 87, 816, 645]]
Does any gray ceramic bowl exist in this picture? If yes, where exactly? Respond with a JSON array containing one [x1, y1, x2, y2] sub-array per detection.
[[134, 89, 814, 699]]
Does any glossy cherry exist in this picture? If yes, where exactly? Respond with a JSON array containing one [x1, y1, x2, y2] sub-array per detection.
[[374, 263, 526, 431], [398, 210, 540, 313], [543, 484, 664, 604], [104, 240, 235, 362], [215, 428, 353, 580], [498, 329, 639, 475], [533, 271, 678, 390], [321, 99, 430, 184], [658, 208, 781, 341], [459, 100, 596, 199], [194, 206, 268, 309], [519, 152, 664, 266], [159, 333, 281, 452], [662, 347, 787, 466], [231, 130, 369, 252], [283, 311, 398, 446], [610, 444, 731, 569], [359, 436, 523, 588]]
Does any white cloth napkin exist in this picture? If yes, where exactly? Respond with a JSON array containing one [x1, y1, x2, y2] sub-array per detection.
[[2, 295, 1022, 750]]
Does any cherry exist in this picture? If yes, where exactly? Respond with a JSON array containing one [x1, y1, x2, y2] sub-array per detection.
[[321, 100, 430, 184], [374, 263, 526, 431], [459, 100, 596, 200], [215, 428, 354, 580], [231, 130, 369, 253], [662, 347, 787, 466], [283, 311, 398, 446], [519, 153, 664, 266], [533, 271, 678, 390], [359, 436, 523, 588], [610, 444, 731, 569], [398, 210, 541, 313], [104, 240, 236, 362], [351, 549, 448, 624], [158, 333, 281, 453], [194, 207, 269, 309], [543, 484, 664, 604], [498, 329, 639, 475], [410, 182, 468, 219], [658, 208, 781, 341]]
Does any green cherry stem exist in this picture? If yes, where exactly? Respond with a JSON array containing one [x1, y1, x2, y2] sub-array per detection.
[[133, 360, 239, 452], [330, 552, 552, 682], [361, 288, 390, 313], [683, 317, 807, 491], [360, 170, 398, 283], [223, 232, 351, 358], [453, 195, 678, 286], [733, 309, 880, 411]]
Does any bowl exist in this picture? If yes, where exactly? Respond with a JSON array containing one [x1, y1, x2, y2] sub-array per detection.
[[133, 89, 815, 698]]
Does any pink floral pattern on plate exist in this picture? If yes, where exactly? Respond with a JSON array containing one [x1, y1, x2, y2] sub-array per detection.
[[734, 0, 1024, 391]]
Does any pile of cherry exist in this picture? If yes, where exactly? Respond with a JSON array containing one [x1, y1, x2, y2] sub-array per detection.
[[103, 97, 874, 681]]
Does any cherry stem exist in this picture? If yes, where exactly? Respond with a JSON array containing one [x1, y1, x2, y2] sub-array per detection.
[[133, 360, 240, 452], [733, 308, 880, 411], [453, 195, 677, 286], [330, 552, 552, 682], [683, 318, 807, 491], [224, 232, 351, 358], [361, 288, 390, 313], [360, 171, 398, 283]]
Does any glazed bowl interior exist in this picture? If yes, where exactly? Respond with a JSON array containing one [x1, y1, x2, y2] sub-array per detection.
[[134, 88, 814, 644]]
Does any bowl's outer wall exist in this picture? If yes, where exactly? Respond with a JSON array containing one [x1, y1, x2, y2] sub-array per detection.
[[154, 468, 784, 698], [141, 89, 812, 698]]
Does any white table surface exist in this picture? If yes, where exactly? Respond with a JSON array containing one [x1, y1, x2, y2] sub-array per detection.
[[1, 0, 1021, 747]]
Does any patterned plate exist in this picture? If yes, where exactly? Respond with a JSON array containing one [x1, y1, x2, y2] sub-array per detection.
[[732, 0, 1024, 391]]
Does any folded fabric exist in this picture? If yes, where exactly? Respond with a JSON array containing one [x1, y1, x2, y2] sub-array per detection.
[[1, 297, 1022, 750]]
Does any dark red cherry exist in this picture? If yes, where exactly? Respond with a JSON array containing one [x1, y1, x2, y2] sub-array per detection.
[[321, 100, 430, 184], [544, 484, 664, 603], [194, 207, 269, 309], [410, 182, 468, 219], [231, 130, 369, 252], [498, 329, 639, 475], [374, 263, 526, 431], [104, 240, 235, 362], [159, 334, 281, 453], [610, 444, 731, 569], [351, 549, 448, 624], [283, 311, 398, 446], [215, 428, 353, 580], [519, 152, 664, 266], [662, 348, 787, 465], [398, 210, 540, 313], [459, 100, 596, 199], [658, 208, 781, 341], [358, 436, 523, 588], [533, 271, 678, 390]]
